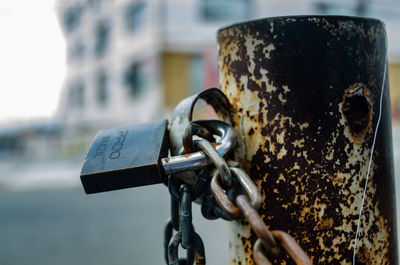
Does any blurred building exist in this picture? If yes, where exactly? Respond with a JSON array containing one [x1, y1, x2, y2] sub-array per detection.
[[56, 0, 238, 129], [57, 0, 400, 129], [0, 121, 61, 162], [2, 0, 400, 163]]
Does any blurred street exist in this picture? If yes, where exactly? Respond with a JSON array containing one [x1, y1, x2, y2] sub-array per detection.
[[0, 186, 229, 265]]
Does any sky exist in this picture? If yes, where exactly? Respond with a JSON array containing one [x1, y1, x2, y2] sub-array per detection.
[[0, 0, 66, 125]]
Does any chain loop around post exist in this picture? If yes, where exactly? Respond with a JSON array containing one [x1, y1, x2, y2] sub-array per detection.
[[167, 116, 311, 265]]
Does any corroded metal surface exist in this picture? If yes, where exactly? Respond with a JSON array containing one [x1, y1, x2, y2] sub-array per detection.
[[218, 16, 397, 264]]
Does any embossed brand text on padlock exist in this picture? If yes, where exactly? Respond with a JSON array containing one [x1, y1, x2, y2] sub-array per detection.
[[80, 119, 169, 194]]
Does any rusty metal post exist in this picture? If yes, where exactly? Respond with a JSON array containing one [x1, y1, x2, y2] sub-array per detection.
[[218, 16, 397, 264]]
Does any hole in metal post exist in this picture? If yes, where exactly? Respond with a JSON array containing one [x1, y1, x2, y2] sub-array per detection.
[[341, 83, 372, 142]]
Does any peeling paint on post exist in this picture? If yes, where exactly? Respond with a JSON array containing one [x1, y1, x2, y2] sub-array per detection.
[[218, 16, 397, 264]]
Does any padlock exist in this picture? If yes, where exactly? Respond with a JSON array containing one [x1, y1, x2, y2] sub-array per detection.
[[80, 119, 236, 194], [80, 119, 169, 194]]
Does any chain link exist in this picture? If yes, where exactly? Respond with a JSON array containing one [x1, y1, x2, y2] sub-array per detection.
[[165, 179, 207, 264], [200, 181, 233, 221], [168, 232, 206, 265], [195, 139, 233, 188], [210, 166, 261, 219], [164, 219, 195, 265]]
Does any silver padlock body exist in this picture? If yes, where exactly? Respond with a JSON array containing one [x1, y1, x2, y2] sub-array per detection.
[[80, 119, 169, 194]]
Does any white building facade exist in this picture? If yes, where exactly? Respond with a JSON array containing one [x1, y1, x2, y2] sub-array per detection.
[[57, 0, 400, 130]]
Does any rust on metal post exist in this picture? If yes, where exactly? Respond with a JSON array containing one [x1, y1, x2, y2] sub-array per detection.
[[218, 16, 397, 264]]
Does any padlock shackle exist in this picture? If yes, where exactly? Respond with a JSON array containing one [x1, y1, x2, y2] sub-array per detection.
[[161, 120, 237, 175]]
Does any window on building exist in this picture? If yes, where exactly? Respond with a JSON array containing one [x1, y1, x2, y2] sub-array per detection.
[[96, 71, 108, 106], [313, 0, 367, 16], [94, 21, 110, 57], [124, 2, 146, 32], [201, 0, 248, 22], [87, 0, 102, 9], [68, 41, 85, 62], [69, 81, 85, 108], [63, 5, 83, 33], [76, 83, 85, 107], [124, 62, 144, 98]]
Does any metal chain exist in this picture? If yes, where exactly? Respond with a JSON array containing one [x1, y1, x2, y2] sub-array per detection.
[[165, 120, 312, 265], [182, 122, 235, 221], [207, 146, 312, 264], [188, 121, 312, 265], [165, 178, 206, 265]]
